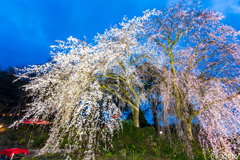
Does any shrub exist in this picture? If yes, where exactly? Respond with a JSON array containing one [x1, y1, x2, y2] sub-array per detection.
[[19, 138, 27, 145]]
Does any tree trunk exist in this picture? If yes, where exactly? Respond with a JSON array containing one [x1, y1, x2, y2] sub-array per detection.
[[132, 105, 140, 128], [130, 83, 140, 128], [183, 122, 193, 141], [182, 117, 195, 142], [153, 111, 160, 137]]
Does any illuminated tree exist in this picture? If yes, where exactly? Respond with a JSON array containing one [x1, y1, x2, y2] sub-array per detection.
[[11, 10, 158, 159], [140, 1, 240, 159], [12, 38, 123, 159]]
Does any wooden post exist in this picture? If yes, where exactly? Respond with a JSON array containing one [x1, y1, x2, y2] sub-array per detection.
[[10, 153, 14, 160]]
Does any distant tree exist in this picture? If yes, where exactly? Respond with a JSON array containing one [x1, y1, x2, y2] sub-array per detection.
[[135, 62, 163, 136], [0, 66, 29, 119]]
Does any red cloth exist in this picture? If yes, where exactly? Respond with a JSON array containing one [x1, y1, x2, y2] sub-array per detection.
[[110, 114, 120, 118], [18, 118, 50, 124], [0, 148, 29, 157]]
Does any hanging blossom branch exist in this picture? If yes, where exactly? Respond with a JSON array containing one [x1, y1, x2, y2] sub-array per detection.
[[11, 37, 123, 160]]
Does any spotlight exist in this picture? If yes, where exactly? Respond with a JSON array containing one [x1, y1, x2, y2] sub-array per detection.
[[2, 114, 5, 116], [9, 113, 12, 116], [159, 131, 163, 134]]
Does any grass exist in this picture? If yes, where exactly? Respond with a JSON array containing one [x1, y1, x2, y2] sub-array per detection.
[[30, 119, 212, 160], [1, 119, 240, 159]]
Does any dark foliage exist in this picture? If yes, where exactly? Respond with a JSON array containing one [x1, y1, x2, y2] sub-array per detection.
[[0, 66, 30, 119]]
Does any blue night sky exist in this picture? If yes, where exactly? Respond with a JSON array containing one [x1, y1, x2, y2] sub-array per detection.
[[1, 0, 240, 127], [1, 0, 240, 69]]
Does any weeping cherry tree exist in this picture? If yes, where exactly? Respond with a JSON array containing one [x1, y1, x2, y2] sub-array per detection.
[[138, 1, 240, 159]]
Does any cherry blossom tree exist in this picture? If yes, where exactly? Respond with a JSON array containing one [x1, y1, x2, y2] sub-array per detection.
[[11, 10, 160, 159], [138, 1, 240, 159], [11, 37, 124, 160], [93, 11, 160, 128]]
